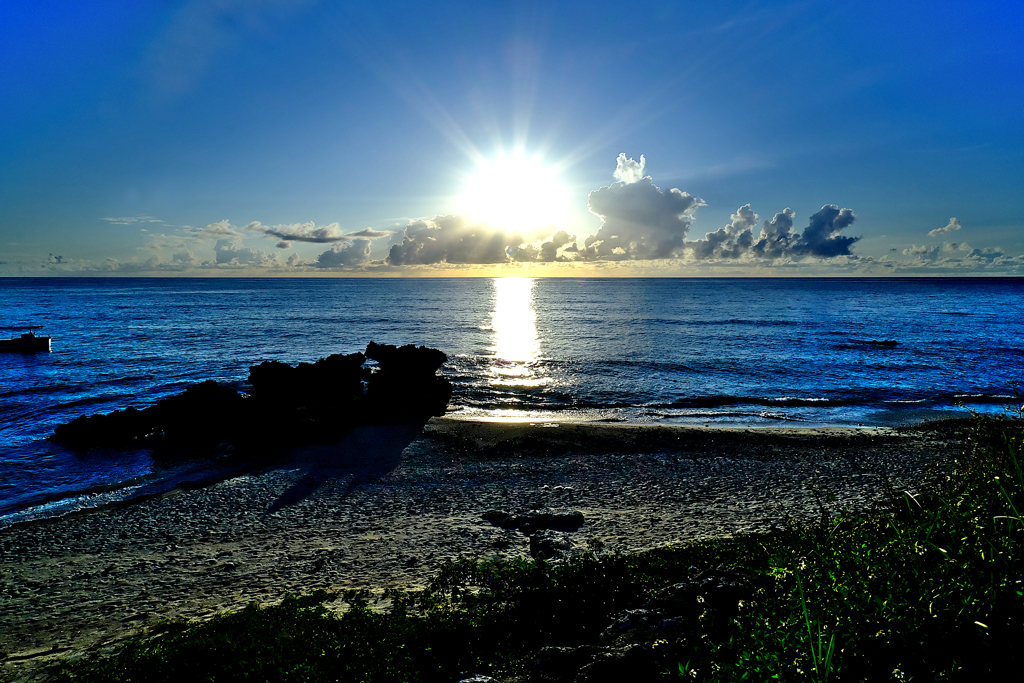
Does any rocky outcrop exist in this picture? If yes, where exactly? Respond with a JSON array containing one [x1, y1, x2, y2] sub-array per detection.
[[481, 508, 585, 533], [51, 380, 244, 453], [480, 508, 586, 560], [364, 342, 452, 421], [248, 352, 366, 408], [52, 343, 451, 456]]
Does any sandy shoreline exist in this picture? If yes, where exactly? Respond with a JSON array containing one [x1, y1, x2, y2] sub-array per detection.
[[0, 417, 962, 676]]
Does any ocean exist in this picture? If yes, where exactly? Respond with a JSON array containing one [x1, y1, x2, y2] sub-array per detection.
[[1, 276, 1021, 526]]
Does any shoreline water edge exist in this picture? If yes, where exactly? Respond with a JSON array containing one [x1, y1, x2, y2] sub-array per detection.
[[4, 277, 1023, 528], [0, 415, 970, 675]]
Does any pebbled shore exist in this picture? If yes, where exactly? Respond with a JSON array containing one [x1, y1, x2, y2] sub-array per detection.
[[0, 418, 964, 677]]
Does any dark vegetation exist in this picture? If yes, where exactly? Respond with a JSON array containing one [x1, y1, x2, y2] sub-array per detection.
[[50, 342, 452, 457], [43, 415, 1024, 682]]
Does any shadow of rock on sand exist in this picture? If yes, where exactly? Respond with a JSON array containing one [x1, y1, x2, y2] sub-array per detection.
[[264, 420, 428, 514]]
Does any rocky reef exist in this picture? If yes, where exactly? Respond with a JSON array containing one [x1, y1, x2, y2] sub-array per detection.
[[51, 342, 452, 456]]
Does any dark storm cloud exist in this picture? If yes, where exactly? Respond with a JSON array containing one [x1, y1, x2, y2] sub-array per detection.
[[584, 154, 703, 260], [687, 205, 860, 261], [387, 215, 524, 265], [314, 239, 372, 268]]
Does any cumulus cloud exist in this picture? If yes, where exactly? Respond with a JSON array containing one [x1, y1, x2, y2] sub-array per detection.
[[387, 215, 524, 265], [685, 205, 859, 261], [929, 217, 962, 237], [902, 241, 989, 264], [613, 152, 647, 184], [584, 153, 704, 260], [314, 239, 372, 268], [903, 244, 941, 260], [794, 205, 859, 257], [213, 238, 274, 266], [509, 230, 579, 262], [688, 204, 759, 260], [172, 249, 200, 266], [889, 240, 1024, 273], [381, 154, 860, 267], [964, 245, 1006, 263]]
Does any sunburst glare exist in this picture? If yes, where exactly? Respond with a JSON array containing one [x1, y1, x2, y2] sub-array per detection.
[[460, 152, 570, 233]]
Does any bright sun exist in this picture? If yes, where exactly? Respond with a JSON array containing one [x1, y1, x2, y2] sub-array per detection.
[[459, 153, 570, 233]]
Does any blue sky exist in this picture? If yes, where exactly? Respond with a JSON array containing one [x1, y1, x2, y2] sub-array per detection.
[[1, 0, 1021, 276]]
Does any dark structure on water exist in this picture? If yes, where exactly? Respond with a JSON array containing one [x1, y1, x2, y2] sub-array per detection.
[[0, 327, 51, 353]]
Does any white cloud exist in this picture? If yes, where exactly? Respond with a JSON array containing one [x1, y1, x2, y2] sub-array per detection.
[[929, 217, 962, 237], [102, 216, 165, 225], [612, 152, 646, 184], [213, 238, 275, 266], [688, 204, 759, 260], [585, 155, 704, 260], [387, 215, 523, 265], [189, 219, 243, 239], [314, 239, 372, 268]]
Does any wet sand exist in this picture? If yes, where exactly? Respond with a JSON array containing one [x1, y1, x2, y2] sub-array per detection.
[[0, 418, 961, 677]]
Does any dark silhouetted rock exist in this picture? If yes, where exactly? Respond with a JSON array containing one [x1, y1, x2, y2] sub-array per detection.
[[52, 406, 158, 450], [363, 342, 452, 420], [482, 508, 585, 533], [53, 344, 452, 457], [149, 380, 245, 453], [365, 341, 446, 376], [248, 352, 366, 407], [52, 380, 243, 454]]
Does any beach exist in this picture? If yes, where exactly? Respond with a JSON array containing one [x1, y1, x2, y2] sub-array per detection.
[[0, 418, 963, 676]]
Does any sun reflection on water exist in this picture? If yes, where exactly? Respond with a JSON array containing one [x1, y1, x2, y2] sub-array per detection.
[[489, 277, 546, 387]]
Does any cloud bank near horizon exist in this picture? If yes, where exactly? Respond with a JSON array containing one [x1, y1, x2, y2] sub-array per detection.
[[13, 155, 1022, 275], [380, 153, 860, 268]]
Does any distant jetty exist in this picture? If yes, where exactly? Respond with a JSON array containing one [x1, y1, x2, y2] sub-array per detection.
[[51, 342, 451, 456]]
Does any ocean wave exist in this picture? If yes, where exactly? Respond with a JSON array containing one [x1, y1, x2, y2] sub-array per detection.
[[661, 396, 851, 409]]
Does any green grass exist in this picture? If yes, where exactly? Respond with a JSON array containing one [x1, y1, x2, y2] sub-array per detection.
[[34, 416, 1024, 682]]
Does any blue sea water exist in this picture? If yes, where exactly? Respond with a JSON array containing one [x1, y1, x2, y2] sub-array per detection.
[[1, 276, 1022, 525]]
